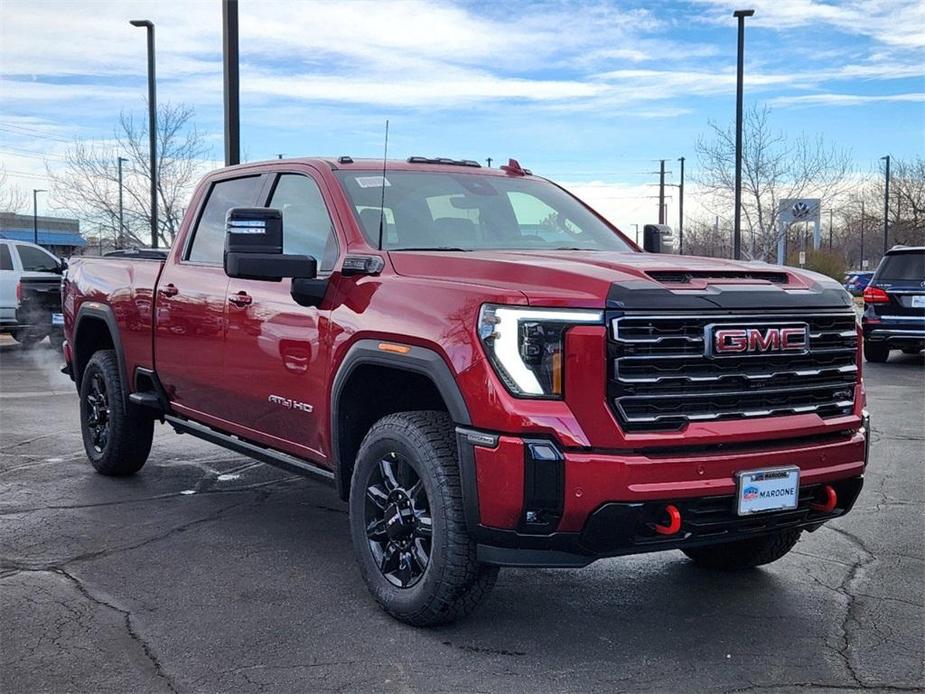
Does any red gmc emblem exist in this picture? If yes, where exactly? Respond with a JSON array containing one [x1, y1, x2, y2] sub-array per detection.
[[706, 324, 809, 356]]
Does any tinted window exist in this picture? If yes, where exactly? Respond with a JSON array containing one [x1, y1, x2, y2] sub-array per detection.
[[335, 171, 634, 252], [0, 245, 12, 271], [16, 245, 59, 272], [187, 176, 263, 264], [877, 251, 924, 281], [269, 174, 339, 272]]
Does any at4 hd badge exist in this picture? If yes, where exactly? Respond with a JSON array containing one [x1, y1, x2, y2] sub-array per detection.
[[268, 394, 313, 413]]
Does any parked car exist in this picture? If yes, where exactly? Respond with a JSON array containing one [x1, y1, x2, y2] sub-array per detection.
[[0, 239, 66, 348], [862, 246, 925, 362], [62, 156, 869, 625], [844, 270, 873, 297]]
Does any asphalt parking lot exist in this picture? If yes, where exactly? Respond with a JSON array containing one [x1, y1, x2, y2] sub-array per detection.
[[1, 337, 923, 693]]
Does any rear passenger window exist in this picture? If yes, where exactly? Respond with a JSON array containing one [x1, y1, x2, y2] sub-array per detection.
[[16, 245, 59, 272], [0, 245, 12, 271], [187, 176, 263, 264]]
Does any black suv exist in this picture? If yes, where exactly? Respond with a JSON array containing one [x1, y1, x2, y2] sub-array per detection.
[[862, 246, 925, 362]]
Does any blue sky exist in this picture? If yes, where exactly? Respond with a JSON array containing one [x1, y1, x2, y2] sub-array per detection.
[[1, 0, 923, 229]]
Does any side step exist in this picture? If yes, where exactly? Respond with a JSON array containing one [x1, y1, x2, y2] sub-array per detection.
[[164, 415, 335, 485]]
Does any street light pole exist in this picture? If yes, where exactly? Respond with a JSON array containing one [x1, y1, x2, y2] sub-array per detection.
[[117, 157, 128, 249], [130, 19, 158, 249], [32, 189, 46, 245], [678, 156, 685, 254], [881, 155, 890, 254], [732, 9, 754, 260]]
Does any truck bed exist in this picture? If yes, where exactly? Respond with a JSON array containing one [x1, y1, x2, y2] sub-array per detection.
[[63, 255, 165, 382]]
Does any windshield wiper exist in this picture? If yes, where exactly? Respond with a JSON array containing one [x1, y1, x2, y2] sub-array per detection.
[[390, 247, 469, 252]]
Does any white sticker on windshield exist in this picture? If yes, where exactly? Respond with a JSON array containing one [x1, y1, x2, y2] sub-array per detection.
[[355, 176, 391, 188]]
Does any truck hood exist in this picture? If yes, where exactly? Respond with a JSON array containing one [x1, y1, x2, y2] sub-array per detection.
[[389, 250, 852, 311]]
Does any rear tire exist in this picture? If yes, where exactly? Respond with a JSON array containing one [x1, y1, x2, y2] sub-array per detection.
[[79, 350, 154, 476], [349, 411, 498, 626], [683, 529, 802, 570], [864, 340, 890, 363]]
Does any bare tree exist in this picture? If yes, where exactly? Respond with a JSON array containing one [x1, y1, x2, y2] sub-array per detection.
[[49, 103, 210, 249], [0, 165, 26, 213], [696, 105, 852, 261]]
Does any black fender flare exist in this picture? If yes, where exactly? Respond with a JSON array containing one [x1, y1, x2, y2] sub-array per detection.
[[329, 339, 471, 500], [73, 303, 129, 407]]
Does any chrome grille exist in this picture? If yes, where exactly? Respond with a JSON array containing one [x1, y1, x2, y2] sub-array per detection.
[[608, 312, 858, 431]]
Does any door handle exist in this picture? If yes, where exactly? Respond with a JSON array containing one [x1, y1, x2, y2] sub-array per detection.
[[159, 283, 179, 297], [228, 291, 252, 307]]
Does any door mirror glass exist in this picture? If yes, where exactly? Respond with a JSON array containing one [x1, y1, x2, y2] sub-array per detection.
[[224, 207, 317, 281], [643, 224, 679, 254]]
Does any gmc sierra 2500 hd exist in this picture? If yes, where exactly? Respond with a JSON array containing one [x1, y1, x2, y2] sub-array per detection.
[[62, 156, 869, 626]]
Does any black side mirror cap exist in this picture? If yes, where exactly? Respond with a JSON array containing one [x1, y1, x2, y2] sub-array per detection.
[[225, 252, 317, 281], [643, 224, 679, 254], [225, 207, 283, 254]]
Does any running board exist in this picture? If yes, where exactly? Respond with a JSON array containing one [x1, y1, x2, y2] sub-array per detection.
[[164, 415, 335, 484]]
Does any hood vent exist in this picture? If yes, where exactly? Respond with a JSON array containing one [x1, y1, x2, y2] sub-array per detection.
[[647, 270, 789, 285]]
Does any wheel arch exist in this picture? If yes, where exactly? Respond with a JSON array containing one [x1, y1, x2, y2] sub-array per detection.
[[330, 339, 471, 500]]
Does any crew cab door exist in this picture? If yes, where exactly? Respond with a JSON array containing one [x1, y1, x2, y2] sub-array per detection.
[[221, 170, 340, 460], [155, 174, 267, 419]]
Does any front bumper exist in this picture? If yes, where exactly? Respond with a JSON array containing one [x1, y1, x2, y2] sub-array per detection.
[[457, 421, 868, 568]]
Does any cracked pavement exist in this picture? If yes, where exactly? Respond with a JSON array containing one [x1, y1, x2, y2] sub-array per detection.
[[1, 338, 922, 693]]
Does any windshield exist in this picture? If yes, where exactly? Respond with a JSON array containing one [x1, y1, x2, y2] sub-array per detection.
[[876, 251, 924, 281], [335, 171, 635, 253]]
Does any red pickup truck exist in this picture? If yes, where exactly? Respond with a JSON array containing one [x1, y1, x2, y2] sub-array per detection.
[[62, 156, 869, 626]]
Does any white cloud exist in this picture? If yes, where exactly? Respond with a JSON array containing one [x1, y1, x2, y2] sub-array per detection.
[[768, 92, 925, 107]]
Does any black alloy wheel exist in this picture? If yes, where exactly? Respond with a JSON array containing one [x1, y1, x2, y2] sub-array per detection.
[[84, 370, 111, 453], [365, 452, 433, 588]]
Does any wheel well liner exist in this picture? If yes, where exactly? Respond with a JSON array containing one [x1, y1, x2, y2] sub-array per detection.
[[73, 304, 127, 406], [330, 339, 471, 500]]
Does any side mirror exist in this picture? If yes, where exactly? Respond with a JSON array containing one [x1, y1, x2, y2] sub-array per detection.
[[643, 224, 679, 254], [224, 207, 317, 281], [57, 258, 68, 274]]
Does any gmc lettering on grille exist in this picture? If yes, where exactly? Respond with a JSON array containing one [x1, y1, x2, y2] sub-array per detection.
[[706, 325, 809, 356]]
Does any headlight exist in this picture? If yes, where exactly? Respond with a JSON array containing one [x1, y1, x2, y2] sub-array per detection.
[[478, 304, 603, 398]]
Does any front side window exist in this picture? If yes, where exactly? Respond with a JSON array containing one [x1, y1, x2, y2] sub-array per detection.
[[268, 174, 339, 272], [334, 171, 634, 253], [187, 176, 263, 264], [16, 244, 59, 272]]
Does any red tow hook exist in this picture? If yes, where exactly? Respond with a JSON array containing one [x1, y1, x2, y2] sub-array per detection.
[[810, 485, 838, 513], [654, 504, 682, 535]]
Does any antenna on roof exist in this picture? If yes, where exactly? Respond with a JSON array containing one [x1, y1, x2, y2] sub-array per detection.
[[377, 120, 390, 251]]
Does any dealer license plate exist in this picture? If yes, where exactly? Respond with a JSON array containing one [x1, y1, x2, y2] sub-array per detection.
[[736, 467, 800, 516], [52, 312, 64, 326], [911, 295, 925, 308]]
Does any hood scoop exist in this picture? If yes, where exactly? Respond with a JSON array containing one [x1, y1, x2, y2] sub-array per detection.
[[647, 269, 790, 285]]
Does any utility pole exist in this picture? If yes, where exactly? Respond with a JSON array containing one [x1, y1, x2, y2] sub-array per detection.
[[632, 224, 640, 246], [222, 0, 240, 166], [732, 9, 754, 260], [658, 159, 666, 224], [117, 156, 128, 249], [860, 201, 865, 269], [881, 155, 890, 254], [486, 157, 493, 168], [129, 19, 158, 249], [677, 156, 685, 253], [32, 189, 46, 245], [828, 208, 833, 250], [714, 215, 720, 258]]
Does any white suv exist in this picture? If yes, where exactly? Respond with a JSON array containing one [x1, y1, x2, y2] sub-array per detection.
[[0, 239, 64, 345]]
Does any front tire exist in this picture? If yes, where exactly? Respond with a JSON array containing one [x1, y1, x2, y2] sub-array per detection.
[[864, 340, 890, 363], [349, 411, 498, 626], [79, 350, 154, 476], [683, 529, 802, 570]]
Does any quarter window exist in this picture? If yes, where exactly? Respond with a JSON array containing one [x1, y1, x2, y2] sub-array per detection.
[[0, 245, 12, 271], [187, 176, 263, 264]]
